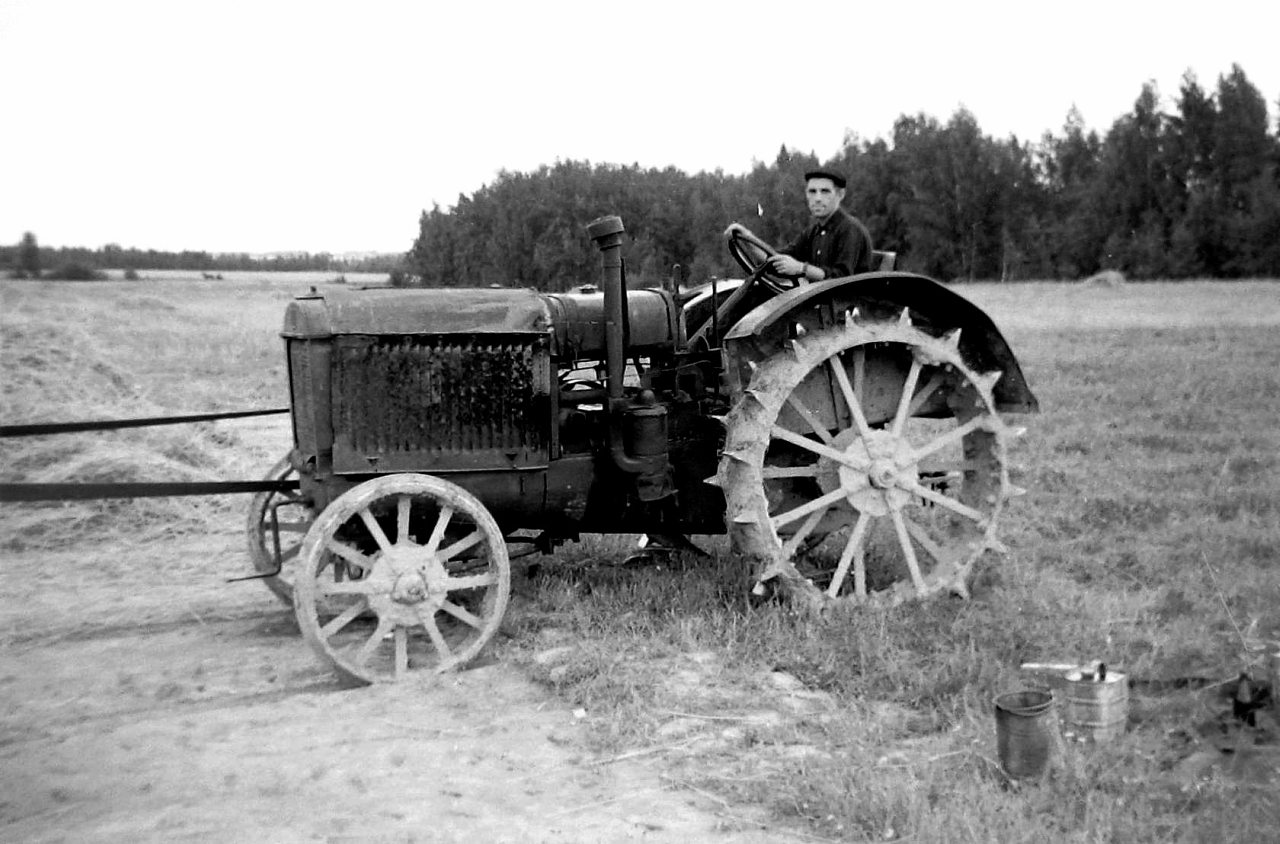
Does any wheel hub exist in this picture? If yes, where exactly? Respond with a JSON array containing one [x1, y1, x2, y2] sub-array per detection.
[[868, 459, 898, 489], [817, 428, 918, 517], [373, 546, 449, 611], [390, 572, 428, 605]]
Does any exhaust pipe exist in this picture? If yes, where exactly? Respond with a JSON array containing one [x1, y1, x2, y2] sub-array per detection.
[[586, 215, 627, 401], [586, 216, 671, 497]]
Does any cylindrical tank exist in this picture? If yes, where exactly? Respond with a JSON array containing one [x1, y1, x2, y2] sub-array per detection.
[[540, 288, 679, 361]]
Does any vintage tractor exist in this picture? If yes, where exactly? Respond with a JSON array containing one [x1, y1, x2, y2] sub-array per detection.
[[249, 215, 1038, 684]]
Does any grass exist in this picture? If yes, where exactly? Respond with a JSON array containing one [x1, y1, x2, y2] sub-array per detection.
[[2, 277, 1279, 841]]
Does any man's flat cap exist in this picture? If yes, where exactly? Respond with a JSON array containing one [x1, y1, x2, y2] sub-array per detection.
[[804, 169, 847, 188]]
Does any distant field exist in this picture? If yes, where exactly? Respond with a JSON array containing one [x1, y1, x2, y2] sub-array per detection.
[[95, 269, 392, 285], [1, 276, 1278, 841]]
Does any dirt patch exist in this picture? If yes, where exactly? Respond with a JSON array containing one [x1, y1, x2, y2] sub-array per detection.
[[0, 540, 803, 842]]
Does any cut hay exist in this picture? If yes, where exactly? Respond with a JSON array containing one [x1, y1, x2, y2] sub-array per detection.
[[1081, 269, 1127, 287], [1, 298, 263, 551], [1, 426, 251, 552]]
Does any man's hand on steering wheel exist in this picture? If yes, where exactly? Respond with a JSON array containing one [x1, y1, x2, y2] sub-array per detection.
[[767, 254, 806, 278]]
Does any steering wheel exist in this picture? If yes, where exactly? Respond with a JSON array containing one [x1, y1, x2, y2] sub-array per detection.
[[724, 224, 800, 294]]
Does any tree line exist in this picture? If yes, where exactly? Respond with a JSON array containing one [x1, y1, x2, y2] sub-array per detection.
[[2, 236, 401, 279], [407, 64, 1279, 288]]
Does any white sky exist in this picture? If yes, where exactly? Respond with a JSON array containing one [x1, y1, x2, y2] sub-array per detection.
[[2, 0, 1277, 255]]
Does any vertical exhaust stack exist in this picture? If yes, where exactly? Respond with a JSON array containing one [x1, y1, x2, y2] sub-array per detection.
[[586, 215, 672, 499], [587, 215, 627, 401]]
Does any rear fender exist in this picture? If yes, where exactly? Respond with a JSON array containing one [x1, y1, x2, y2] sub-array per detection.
[[722, 272, 1038, 414]]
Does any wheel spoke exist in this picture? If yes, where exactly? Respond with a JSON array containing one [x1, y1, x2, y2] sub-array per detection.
[[394, 627, 408, 678], [762, 465, 819, 480], [320, 599, 368, 637], [278, 544, 301, 563], [446, 572, 497, 592], [907, 415, 988, 463], [423, 505, 454, 555], [396, 494, 412, 544], [902, 515, 951, 565], [907, 373, 946, 417], [828, 353, 872, 439], [890, 507, 929, 593], [324, 539, 374, 575], [827, 511, 869, 597], [416, 607, 453, 661], [890, 358, 923, 437], [440, 600, 485, 630], [276, 521, 310, 534], [918, 470, 965, 487], [781, 509, 825, 557], [771, 425, 869, 471], [771, 487, 848, 530], [317, 579, 378, 596], [357, 508, 393, 553], [904, 481, 987, 523], [439, 530, 484, 562], [784, 393, 834, 444], [356, 617, 393, 666]]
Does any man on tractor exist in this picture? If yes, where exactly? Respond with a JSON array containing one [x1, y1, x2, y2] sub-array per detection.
[[766, 169, 874, 282]]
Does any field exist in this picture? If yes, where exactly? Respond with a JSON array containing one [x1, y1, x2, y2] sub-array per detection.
[[1, 275, 1278, 842]]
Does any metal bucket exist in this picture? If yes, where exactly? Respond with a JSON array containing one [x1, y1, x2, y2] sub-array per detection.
[[994, 690, 1055, 779], [1062, 669, 1128, 741]]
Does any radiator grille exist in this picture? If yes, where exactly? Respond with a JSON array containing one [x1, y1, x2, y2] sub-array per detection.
[[332, 336, 547, 462], [288, 342, 316, 452]]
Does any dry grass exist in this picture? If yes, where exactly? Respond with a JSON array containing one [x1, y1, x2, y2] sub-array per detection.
[[0, 278, 305, 548], [3, 277, 1279, 841]]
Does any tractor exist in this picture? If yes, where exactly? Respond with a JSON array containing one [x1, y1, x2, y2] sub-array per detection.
[[248, 215, 1038, 684]]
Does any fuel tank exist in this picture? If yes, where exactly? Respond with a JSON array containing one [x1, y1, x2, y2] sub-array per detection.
[[540, 287, 681, 361]]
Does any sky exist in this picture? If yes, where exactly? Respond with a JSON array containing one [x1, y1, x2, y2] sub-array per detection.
[[2, 0, 1277, 256]]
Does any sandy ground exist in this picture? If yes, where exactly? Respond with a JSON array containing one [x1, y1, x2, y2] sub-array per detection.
[[0, 534, 805, 843]]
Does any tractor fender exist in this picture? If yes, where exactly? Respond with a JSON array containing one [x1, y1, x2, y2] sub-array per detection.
[[722, 271, 1038, 414]]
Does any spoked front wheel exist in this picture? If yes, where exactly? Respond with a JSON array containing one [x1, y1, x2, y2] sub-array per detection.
[[294, 474, 511, 685]]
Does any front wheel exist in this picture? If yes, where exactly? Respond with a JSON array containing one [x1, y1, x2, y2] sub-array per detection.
[[294, 474, 511, 685]]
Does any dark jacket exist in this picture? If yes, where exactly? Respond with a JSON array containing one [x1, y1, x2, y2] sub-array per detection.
[[781, 208, 873, 279]]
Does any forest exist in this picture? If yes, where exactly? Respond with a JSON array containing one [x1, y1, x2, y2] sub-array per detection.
[[407, 65, 1280, 290]]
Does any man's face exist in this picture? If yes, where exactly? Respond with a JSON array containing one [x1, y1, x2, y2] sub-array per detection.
[[805, 178, 845, 220]]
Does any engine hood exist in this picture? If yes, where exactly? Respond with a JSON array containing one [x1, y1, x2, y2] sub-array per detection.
[[282, 286, 552, 338]]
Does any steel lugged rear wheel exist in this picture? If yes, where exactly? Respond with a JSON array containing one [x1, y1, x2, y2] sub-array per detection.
[[294, 474, 511, 685], [246, 455, 311, 605], [718, 312, 1021, 611]]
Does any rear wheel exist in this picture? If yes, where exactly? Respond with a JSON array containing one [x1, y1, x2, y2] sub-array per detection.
[[718, 312, 1022, 611], [294, 474, 511, 685]]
